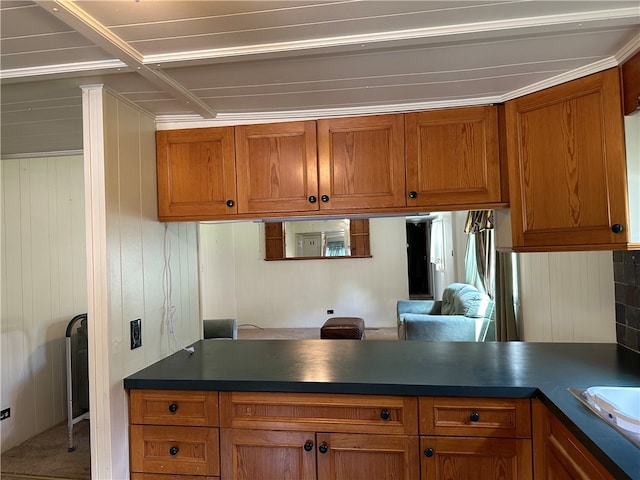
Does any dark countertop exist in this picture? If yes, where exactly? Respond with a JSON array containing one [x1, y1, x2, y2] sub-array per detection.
[[124, 340, 640, 479]]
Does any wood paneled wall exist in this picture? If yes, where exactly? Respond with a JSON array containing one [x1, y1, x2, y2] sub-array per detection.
[[519, 251, 615, 342], [85, 88, 200, 479], [1, 155, 87, 452]]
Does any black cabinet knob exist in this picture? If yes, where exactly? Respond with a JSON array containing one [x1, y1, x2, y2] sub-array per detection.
[[409, 191, 418, 199], [226, 199, 235, 207], [318, 443, 328, 454], [304, 440, 313, 452], [470, 411, 480, 422], [321, 195, 329, 203], [424, 448, 434, 458], [308, 195, 317, 203], [611, 224, 624, 234], [168, 403, 178, 413], [169, 446, 179, 456], [380, 409, 390, 420]]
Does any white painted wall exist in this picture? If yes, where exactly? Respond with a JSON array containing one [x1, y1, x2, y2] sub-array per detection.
[[83, 86, 200, 479], [519, 251, 615, 342], [200, 217, 409, 328], [1, 155, 87, 452]]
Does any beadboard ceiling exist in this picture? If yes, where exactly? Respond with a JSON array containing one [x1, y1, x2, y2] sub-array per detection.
[[1, 1, 639, 157]]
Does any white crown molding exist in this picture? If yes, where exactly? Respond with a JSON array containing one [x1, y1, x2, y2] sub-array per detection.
[[615, 31, 640, 63], [0, 60, 127, 80], [145, 7, 640, 65], [0, 149, 83, 160], [499, 57, 620, 102], [154, 96, 502, 130]]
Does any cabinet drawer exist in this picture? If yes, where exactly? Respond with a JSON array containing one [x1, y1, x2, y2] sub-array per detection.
[[130, 389, 218, 427], [420, 397, 531, 438], [130, 425, 219, 476], [220, 392, 418, 435]]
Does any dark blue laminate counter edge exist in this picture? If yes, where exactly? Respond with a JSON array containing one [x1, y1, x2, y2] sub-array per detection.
[[124, 340, 640, 479]]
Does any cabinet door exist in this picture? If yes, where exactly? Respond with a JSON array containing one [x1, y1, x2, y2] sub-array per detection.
[[156, 127, 236, 220], [317, 432, 419, 480], [405, 106, 502, 208], [531, 400, 614, 480], [505, 68, 629, 251], [420, 436, 532, 480], [235, 120, 318, 214], [317, 114, 405, 210], [220, 428, 316, 480]]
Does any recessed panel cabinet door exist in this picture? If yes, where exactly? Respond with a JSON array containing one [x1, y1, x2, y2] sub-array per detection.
[[420, 436, 532, 480], [317, 114, 406, 210], [317, 433, 420, 480], [156, 127, 237, 220], [220, 428, 316, 480], [405, 106, 502, 208], [505, 68, 629, 251], [235, 121, 318, 214]]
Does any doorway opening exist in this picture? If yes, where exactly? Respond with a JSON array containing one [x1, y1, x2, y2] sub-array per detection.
[[405, 219, 433, 299]]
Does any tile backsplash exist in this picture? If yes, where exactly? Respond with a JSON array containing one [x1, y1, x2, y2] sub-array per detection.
[[613, 251, 640, 353]]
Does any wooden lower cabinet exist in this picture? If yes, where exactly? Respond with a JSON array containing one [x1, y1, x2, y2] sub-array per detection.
[[420, 436, 532, 480], [128, 390, 619, 480], [532, 399, 614, 480], [221, 428, 419, 480], [420, 397, 533, 480]]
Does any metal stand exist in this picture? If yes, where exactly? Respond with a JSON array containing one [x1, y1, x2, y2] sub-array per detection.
[[65, 313, 90, 452]]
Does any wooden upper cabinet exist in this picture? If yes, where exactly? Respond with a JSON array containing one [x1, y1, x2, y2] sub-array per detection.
[[405, 106, 502, 208], [505, 68, 629, 251], [317, 114, 406, 210], [235, 121, 318, 214], [621, 50, 640, 116], [156, 127, 236, 220]]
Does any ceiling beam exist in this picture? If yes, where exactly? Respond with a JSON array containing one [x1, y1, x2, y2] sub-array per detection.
[[33, 0, 217, 119]]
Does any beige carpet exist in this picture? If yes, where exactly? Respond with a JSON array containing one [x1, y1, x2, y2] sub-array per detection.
[[1, 420, 90, 480]]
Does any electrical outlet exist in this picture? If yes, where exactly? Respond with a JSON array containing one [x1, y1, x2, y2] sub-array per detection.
[[130, 319, 142, 349], [327, 309, 334, 314], [0, 408, 10, 421]]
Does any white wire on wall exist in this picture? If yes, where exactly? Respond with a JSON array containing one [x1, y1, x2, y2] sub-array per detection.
[[163, 223, 195, 354]]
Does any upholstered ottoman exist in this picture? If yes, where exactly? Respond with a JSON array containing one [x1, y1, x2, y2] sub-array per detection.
[[321, 317, 365, 340]]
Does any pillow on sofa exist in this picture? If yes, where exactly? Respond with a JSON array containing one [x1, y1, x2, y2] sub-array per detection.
[[441, 283, 490, 318]]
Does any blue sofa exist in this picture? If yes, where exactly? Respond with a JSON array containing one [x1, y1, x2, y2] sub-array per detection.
[[397, 283, 495, 341]]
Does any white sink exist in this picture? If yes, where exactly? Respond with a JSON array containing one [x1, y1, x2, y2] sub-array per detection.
[[584, 386, 640, 435]]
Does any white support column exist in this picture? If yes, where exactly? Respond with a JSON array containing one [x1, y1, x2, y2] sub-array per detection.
[[81, 84, 114, 479]]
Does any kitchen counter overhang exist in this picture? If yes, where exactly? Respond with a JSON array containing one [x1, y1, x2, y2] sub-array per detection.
[[124, 340, 640, 479]]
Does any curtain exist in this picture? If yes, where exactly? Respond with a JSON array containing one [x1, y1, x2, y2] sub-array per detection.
[[495, 252, 520, 341], [464, 211, 494, 297]]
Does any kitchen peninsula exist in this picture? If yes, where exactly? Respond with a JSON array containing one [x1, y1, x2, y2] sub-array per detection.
[[124, 340, 640, 480]]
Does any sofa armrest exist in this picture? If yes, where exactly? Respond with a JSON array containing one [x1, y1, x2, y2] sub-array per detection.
[[401, 314, 483, 341], [397, 300, 442, 315]]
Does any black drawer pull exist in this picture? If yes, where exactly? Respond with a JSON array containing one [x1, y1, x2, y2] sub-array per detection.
[[168, 403, 178, 413], [304, 440, 313, 452], [409, 191, 418, 199], [424, 447, 434, 457], [321, 195, 329, 203], [470, 411, 480, 422], [318, 442, 328, 454], [611, 223, 624, 234], [308, 195, 317, 203], [226, 199, 235, 207], [169, 446, 179, 456], [380, 409, 390, 420]]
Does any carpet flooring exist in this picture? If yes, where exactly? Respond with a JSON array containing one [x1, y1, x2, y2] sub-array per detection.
[[1, 420, 90, 480]]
